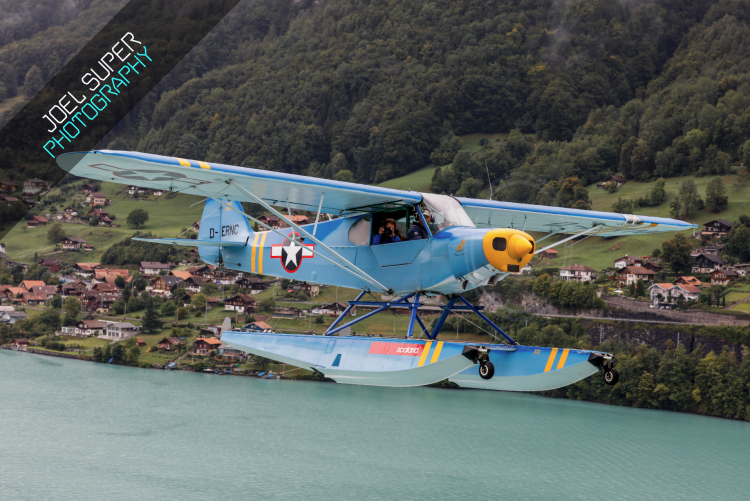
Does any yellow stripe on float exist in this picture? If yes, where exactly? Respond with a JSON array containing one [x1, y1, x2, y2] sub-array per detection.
[[198, 161, 211, 169], [430, 341, 444, 364], [557, 348, 570, 369], [544, 348, 559, 373], [250, 233, 260, 273], [417, 341, 432, 367], [258, 232, 268, 274], [174, 157, 191, 166]]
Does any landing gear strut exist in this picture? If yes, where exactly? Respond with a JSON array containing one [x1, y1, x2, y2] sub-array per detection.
[[588, 353, 618, 385]]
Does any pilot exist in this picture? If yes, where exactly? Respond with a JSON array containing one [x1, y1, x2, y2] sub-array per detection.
[[373, 218, 404, 245], [406, 210, 431, 240]]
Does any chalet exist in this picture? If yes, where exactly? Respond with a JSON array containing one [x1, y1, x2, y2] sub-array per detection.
[[11, 338, 30, 349], [311, 302, 350, 316], [38, 258, 62, 272], [86, 192, 107, 206], [213, 271, 239, 284], [136, 337, 146, 347], [192, 337, 222, 355], [26, 215, 48, 227], [63, 207, 79, 219], [614, 255, 642, 269], [29, 285, 58, 298], [649, 283, 701, 304], [272, 307, 300, 319], [235, 277, 268, 294], [702, 220, 735, 239], [69, 319, 106, 337], [1, 311, 27, 324], [673, 276, 701, 287], [704, 244, 724, 255], [91, 282, 117, 293], [258, 215, 283, 229], [82, 244, 95, 251], [672, 284, 702, 302], [711, 269, 740, 286], [244, 321, 273, 332], [617, 266, 655, 285], [224, 294, 256, 313], [641, 261, 661, 272], [170, 270, 194, 281], [140, 262, 171, 276], [23, 178, 46, 194], [288, 282, 320, 298], [187, 264, 216, 279], [0, 181, 18, 193], [20, 280, 45, 291], [538, 248, 558, 260], [732, 264, 750, 277], [693, 253, 726, 273], [63, 237, 87, 251], [104, 322, 138, 340], [217, 343, 246, 362], [126, 185, 148, 195], [156, 337, 184, 350], [80, 292, 119, 312], [81, 183, 95, 193], [181, 276, 205, 293], [598, 174, 626, 189], [150, 275, 183, 296], [94, 269, 130, 282], [22, 293, 47, 305], [559, 264, 596, 282], [0, 195, 18, 206]]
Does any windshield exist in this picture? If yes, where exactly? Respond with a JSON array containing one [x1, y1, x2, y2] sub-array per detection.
[[420, 193, 475, 234]]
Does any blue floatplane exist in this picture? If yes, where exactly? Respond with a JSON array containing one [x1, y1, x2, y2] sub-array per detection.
[[57, 150, 695, 390]]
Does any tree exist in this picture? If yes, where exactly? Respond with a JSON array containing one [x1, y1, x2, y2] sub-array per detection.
[[63, 297, 81, 326], [670, 179, 701, 219], [177, 307, 189, 319], [51, 294, 63, 309], [127, 209, 149, 228], [201, 281, 218, 295], [661, 233, 694, 275], [333, 170, 354, 183], [111, 299, 125, 315], [705, 177, 728, 213], [636, 278, 646, 297], [47, 223, 66, 243], [160, 301, 176, 317], [22, 65, 43, 96], [651, 248, 661, 259], [89, 216, 98, 226], [259, 298, 276, 312], [650, 178, 666, 206], [191, 293, 207, 311], [114, 275, 126, 288], [612, 198, 633, 214], [141, 295, 161, 334]]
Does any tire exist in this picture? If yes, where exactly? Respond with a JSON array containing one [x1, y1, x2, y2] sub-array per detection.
[[479, 360, 495, 380], [604, 368, 619, 386]]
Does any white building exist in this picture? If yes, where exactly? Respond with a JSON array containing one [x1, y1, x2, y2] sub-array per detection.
[[102, 322, 139, 340], [559, 264, 596, 282]]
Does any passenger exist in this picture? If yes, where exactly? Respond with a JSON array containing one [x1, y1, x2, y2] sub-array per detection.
[[372, 218, 404, 245], [406, 210, 431, 240]]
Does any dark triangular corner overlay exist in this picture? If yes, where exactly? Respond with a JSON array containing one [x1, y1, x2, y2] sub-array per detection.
[[0, 0, 243, 238]]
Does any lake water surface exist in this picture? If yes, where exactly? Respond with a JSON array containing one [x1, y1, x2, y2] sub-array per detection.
[[1, 350, 748, 500]]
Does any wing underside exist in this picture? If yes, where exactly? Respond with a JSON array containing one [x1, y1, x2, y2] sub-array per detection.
[[457, 197, 696, 237], [56, 150, 421, 215]]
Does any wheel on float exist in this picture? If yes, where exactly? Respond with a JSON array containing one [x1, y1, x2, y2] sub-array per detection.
[[479, 360, 495, 380], [604, 368, 619, 385]]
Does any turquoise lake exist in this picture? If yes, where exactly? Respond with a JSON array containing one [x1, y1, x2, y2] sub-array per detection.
[[1, 349, 748, 500]]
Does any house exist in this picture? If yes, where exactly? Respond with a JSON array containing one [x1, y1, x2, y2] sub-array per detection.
[[126, 185, 148, 195], [29, 285, 58, 299], [86, 192, 107, 206], [538, 248, 558, 260], [649, 283, 701, 304], [243, 321, 273, 332], [81, 183, 95, 193], [224, 294, 256, 313], [711, 269, 740, 285], [187, 264, 216, 279], [693, 253, 726, 273], [559, 264, 597, 282], [94, 269, 131, 282], [732, 264, 750, 277], [617, 266, 655, 285], [598, 174, 626, 188], [104, 322, 139, 340], [181, 276, 205, 293], [311, 302, 350, 316], [702, 220, 735, 238], [217, 343, 247, 362], [213, 271, 239, 284], [136, 337, 146, 347], [1, 181, 18, 193], [140, 261, 171, 276], [613, 255, 642, 269], [288, 282, 320, 298], [258, 215, 283, 229], [80, 292, 119, 312], [192, 337, 223, 355], [81, 244, 95, 251], [63, 207, 79, 220], [704, 244, 724, 255], [20, 280, 45, 291], [1, 310, 27, 324], [11, 338, 30, 349], [673, 276, 701, 287], [235, 277, 268, 294], [156, 337, 184, 350], [672, 284, 702, 302], [22, 293, 48, 306], [70, 319, 106, 337], [152, 189, 165, 196], [23, 178, 46, 194], [63, 237, 87, 251], [26, 215, 48, 227], [1, 195, 19, 206], [272, 307, 300, 319], [170, 270, 195, 281], [150, 275, 183, 296], [641, 261, 661, 272], [38, 258, 62, 272]]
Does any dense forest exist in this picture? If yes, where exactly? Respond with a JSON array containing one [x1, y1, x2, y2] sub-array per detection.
[[3, 0, 750, 206]]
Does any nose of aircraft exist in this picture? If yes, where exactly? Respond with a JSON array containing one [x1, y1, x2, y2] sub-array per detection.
[[481, 229, 535, 272]]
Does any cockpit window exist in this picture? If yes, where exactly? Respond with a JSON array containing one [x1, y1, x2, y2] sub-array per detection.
[[420, 193, 475, 234]]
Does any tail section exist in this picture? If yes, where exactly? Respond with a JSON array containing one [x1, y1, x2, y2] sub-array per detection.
[[198, 198, 254, 264]]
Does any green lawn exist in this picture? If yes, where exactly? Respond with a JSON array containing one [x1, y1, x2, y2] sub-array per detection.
[[724, 292, 750, 303]]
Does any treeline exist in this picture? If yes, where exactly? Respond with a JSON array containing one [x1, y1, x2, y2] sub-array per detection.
[[100, 232, 176, 266]]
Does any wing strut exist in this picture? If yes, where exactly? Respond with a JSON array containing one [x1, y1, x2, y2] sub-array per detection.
[[228, 181, 392, 294], [193, 187, 390, 293], [534, 226, 603, 255]]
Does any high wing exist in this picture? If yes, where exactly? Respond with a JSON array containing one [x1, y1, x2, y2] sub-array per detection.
[[457, 197, 696, 237], [56, 150, 421, 215]]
